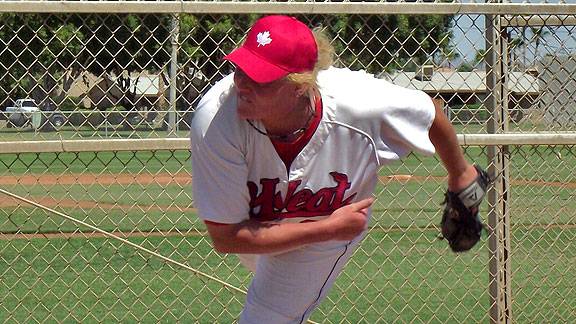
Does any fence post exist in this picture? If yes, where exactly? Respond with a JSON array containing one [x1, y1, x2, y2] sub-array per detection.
[[167, 14, 180, 135], [485, 12, 513, 324]]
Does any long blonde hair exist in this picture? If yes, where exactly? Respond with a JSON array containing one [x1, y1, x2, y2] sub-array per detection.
[[286, 28, 334, 92]]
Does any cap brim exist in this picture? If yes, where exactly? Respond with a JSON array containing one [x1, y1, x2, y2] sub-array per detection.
[[224, 47, 289, 84]]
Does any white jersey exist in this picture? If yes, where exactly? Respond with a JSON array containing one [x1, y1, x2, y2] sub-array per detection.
[[190, 67, 435, 226], [190, 67, 436, 323]]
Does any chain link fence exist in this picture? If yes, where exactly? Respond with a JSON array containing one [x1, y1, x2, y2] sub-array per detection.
[[1, 1, 575, 323]]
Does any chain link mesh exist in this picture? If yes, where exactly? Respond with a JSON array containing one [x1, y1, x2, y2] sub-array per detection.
[[1, 2, 575, 323]]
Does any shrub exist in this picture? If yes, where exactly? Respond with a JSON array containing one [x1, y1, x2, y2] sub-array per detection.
[[60, 97, 83, 111]]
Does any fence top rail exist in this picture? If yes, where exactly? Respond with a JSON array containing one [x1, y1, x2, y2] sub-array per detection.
[[0, 134, 575, 153], [459, 133, 576, 146], [1, 1, 576, 15]]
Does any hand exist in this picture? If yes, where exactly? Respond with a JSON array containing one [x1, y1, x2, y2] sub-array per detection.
[[322, 198, 375, 241]]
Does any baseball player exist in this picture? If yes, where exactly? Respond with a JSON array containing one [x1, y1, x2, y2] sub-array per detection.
[[190, 15, 481, 323]]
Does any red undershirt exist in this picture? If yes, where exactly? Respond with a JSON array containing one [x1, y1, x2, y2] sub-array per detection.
[[270, 94, 323, 170], [204, 95, 323, 227]]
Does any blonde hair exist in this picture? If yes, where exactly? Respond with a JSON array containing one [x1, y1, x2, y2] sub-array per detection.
[[285, 28, 334, 92]]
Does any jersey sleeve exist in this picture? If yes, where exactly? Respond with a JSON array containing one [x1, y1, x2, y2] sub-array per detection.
[[189, 76, 251, 224], [375, 84, 436, 161], [319, 68, 436, 163]]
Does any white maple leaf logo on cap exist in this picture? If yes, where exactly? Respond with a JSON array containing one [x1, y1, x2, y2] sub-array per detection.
[[256, 31, 272, 47]]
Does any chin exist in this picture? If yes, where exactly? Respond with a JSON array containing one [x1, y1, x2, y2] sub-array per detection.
[[237, 106, 261, 120], [237, 110, 257, 120]]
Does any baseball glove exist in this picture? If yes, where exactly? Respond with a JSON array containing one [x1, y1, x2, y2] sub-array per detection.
[[440, 165, 490, 252]]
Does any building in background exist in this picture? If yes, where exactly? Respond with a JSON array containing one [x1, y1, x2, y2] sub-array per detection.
[[381, 66, 540, 123]]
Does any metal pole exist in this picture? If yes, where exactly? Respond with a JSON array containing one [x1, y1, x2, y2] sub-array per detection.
[[168, 14, 179, 135], [485, 11, 513, 324], [499, 21, 513, 324]]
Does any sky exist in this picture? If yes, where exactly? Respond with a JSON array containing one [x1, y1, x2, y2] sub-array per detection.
[[450, 3, 576, 66]]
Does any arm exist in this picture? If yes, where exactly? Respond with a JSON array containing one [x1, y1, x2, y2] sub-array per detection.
[[428, 98, 478, 192], [205, 198, 374, 254]]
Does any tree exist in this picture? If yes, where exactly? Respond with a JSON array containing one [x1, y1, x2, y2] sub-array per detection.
[[508, 34, 526, 65], [177, 14, 255, 109], [295, 14, 454, 74], [530, 27, 550, 66], [1, 13, 456, 113], [456, 48, 487, 72], [0, 13, 172, 112], [436, 44, 461, 68], [474, 49, 487, 69], [0, 14, 47, 106]]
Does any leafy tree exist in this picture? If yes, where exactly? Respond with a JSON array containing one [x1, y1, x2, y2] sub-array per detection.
[[177, 14, 256, 109], [303, 14, 454, 73], [507, 26, 550, 68], [77, 14, 171, 111], [530, 26, 550, 65], [1, 12, 456, 112], [474, 49, 487, 70], [457, 49, 486, 72], [457, 62, 474, 72], [0, 14, 48, 106], [0, 13, 172, 111], [508, 32, 526, 65], [436, 44, 461, 68]]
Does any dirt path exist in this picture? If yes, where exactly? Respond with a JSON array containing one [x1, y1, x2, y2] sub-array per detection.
[[0, 173, 192, 186], [379, 174, 576, 189]]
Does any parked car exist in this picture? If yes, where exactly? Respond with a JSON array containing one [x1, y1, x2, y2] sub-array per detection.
[[5, 99, 39, 127], [42, 102, 66, 130], [4, 99, 65, 130]]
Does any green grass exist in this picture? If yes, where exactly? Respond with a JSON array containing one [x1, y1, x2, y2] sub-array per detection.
[[0, 121, 561, 141], [322, 228, 576, 323], [4, 183, 192, 206], [0, 150, 191, 174], [0, 144, 575, 322], [320, 230, 491, 323], [2, 171, 573, 235], [0, 236, 248, 323], [1, 229, 574, 323], [1, 206, 199, 234]]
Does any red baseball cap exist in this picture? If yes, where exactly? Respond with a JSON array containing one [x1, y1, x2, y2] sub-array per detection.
[[224, 15, 318, 84]]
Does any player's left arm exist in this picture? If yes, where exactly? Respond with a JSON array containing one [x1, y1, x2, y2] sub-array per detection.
[[427, 98, 478, 192]]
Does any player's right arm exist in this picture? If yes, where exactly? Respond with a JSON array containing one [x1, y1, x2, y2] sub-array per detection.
[[427, 97, 478, 192], [204, 198, 374, 254]]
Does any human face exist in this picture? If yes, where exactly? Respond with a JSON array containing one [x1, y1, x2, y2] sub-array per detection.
[[233, 68, 301, 122]]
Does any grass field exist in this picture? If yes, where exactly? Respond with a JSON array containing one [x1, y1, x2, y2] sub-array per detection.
[[0, 144, 575, 322], [1, 230, 574, 323]]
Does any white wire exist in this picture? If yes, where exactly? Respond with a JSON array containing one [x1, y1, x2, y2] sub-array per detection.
[[0, 187, 321, 324], [0, 187, 247, 295]]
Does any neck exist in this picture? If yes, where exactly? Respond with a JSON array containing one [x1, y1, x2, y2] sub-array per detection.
[[263, 91, 316, 140]]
